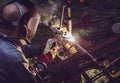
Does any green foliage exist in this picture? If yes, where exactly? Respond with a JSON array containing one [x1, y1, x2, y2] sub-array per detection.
[[85, 69, 109, 83], [85, 0, 120, 9], [71, 0, 120, 44]]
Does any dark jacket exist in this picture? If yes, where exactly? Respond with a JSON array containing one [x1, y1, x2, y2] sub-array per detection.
[[0, 34, 43, 83]]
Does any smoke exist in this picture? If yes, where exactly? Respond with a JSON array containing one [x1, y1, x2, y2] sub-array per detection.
[[37, 0, 62, 28]]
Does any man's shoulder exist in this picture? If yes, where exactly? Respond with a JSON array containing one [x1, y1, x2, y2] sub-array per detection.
[[0, 38, 14, 50], [0, 39, 23, 62]]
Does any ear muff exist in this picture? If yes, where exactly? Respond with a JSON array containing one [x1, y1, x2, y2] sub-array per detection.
[[2, 0, 40, 40], [11, 2, 25, 26], [2, 2, 25, 28]]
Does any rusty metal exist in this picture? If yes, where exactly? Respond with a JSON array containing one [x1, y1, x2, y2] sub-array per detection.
[[40, 34, 120, 83]]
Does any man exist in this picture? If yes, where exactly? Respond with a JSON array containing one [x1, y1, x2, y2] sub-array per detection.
[[0, 0, 57, 83]]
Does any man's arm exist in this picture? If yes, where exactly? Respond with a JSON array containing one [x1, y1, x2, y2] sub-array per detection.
[[22, 38, 57, 64], [22, 44, 57, 64], [22, 45, 44, 58]]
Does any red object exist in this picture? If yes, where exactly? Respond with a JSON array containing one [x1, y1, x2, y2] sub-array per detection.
[[41, 43, 46, 51], [39, 52, 53, 64]]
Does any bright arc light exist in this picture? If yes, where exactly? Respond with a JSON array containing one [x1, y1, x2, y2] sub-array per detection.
[[65, 32, 75, 42]]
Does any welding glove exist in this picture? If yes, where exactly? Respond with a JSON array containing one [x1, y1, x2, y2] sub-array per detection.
[[39, 38, 58, 64], [43, 38, 57, 58]]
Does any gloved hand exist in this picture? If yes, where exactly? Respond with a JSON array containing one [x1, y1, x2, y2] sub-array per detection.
[[39, 38, 58, 64], [43, 38, 58, 59]]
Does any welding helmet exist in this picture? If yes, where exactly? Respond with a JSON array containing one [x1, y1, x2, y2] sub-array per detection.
[[2, 0, 40, 40]]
